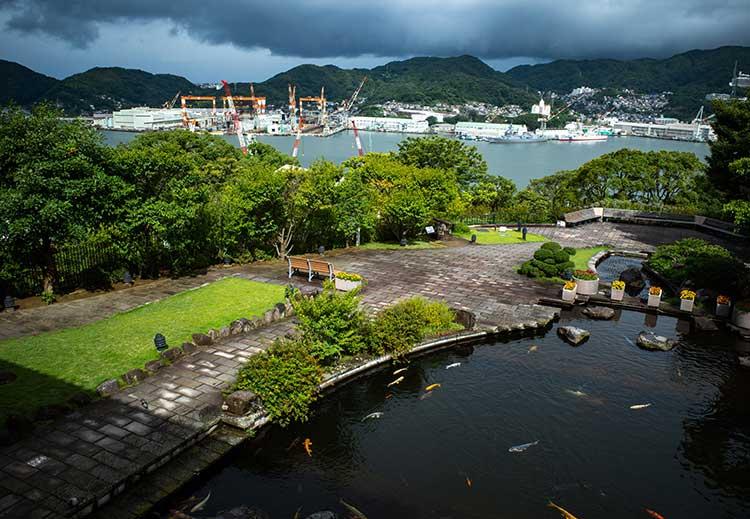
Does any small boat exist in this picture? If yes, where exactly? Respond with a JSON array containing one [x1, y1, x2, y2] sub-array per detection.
[[558, 132, 608, 142]]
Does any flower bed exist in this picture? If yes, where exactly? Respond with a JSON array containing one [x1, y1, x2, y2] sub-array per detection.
[[573, 269, 599, 296], [562, 281, 577, 302], [648, 286, 662, 308], [680, 289, 696, 313], [611, 280, 625, 301], [334, 272, 364, 292]]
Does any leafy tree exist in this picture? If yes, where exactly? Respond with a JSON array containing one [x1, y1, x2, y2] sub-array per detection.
[[468, 176, 517, 212], [0, 105, 126, 293], [395, 135, 487, 185], [707, 98, 750, 229]]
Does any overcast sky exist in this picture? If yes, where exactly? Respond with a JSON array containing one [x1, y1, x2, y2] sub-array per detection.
[[1, 0, 748, 83]]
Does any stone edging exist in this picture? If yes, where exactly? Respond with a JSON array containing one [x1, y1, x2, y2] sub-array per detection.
[[587, 249, 650, 279]]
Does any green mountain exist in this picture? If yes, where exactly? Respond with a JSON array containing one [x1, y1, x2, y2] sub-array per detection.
[[228, 55, 537, 109], [0, 59, 59, 106], [42, 67, 203, 113], [507, 46, 750, 119]]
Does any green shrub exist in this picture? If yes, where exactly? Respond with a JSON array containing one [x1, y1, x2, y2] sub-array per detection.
[[234, 338, 323, 426], [369, 297, 461, 358], [291, 281, 367, 363], [453, 222, 470, 233], [647, 238, 746, 294], [520, 242, 574, 279]]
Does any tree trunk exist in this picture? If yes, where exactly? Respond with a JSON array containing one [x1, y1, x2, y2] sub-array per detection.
[[41, 238, 57, 294]]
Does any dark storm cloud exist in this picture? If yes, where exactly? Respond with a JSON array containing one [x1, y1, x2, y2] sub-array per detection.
[[1, 0, 749, 60]]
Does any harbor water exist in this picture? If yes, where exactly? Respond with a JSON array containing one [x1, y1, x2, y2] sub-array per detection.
[[159, 309, 750, 519], [101, 130, 710, 187]]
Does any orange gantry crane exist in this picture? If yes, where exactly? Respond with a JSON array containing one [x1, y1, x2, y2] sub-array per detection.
[[180, 95, 217, 130], [298, 86, 327, 130], [220, 83, 266, 115]]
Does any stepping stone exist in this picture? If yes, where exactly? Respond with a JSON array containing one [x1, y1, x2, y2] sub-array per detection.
[[636, 331, 677, 351], [557, 326, 590, 346], [582, 306, 616, 320]]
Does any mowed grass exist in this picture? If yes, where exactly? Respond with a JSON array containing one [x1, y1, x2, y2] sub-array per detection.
[[0, 277, 285, 423], [456, 229, 548, 245], [359, 240, 444, 250], [571, 246, 610, 270]]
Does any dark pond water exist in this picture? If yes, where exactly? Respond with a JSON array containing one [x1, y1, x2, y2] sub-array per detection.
[[596, 255, 651, 298], [162, 310, 750, 519]]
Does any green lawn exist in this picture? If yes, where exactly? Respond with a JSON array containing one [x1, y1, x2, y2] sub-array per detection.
[[456, 229, 548, 245], [0, 277, 285, 423], [571, 246, 610, 270], [359, 240, 444, 250]]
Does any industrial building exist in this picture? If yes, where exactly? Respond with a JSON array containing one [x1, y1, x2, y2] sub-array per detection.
[[613, 120, 715, 142], [349, 116, 430, 133], [454, 121, 528, 139], [111, 107, 217, 131]]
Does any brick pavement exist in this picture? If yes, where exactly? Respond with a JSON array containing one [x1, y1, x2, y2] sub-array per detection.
[[0, 221, 744, 517]]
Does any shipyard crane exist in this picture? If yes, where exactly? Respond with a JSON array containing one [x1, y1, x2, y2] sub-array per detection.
[[352, 120, 364, 156], [180, 95, 217, 130], [163, 91, 180, 109], [288, 84, 298, 130], [249, 83, 267, 114], [299, 87, 327, 129], [340, 76, 368, 113], [221, 80, 248, 155]]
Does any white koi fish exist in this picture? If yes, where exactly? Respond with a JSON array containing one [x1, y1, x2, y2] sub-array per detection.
[[508, 440, 539, 453], [446, 362, 461, 369], [629, 403, 652, 410], [362, 412, 383, 421]]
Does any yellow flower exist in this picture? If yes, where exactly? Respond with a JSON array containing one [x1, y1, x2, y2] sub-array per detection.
[[563, 281, 577, 290], [649, 286, 662, 296], [611, 280, 625, 290], [680, 290, 696, 300]]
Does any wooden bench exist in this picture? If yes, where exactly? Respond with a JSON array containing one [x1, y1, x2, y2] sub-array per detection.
[[286, 256, 335, 282]]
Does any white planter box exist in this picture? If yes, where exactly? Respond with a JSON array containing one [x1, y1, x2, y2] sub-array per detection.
[[335, 278, 362, 292], [647, 292, 662, 308], [732, 308, 750, 330], [573, 277, 599, 296], [562, 287, 577, 302], [716, 302, 731, 318], [611, 288, 624, 301], [680, 298, 694, 312]]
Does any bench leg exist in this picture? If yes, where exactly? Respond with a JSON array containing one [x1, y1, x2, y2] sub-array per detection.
[[308, 269, 313, 282]]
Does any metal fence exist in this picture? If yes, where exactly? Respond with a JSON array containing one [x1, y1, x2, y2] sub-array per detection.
[[10, 242, 120, 298]]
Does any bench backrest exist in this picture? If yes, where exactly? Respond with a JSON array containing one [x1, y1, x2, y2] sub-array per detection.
[[307, 258, 332, 274], [288, 256, 309, 269]]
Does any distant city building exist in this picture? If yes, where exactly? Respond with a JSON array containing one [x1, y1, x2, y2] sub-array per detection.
[[570, 86, 597, 96], [111, 107, 216, 130], [613, 120, 715, 142]]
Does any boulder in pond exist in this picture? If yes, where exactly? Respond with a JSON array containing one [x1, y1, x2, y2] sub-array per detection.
[[619, 267, 645, 294], [582, 306, 616, 320], [557, 326, 590, 346], [635, 331, 677, 351]]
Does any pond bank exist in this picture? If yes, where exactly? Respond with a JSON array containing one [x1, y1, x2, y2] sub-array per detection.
[[92, 306, 559, 519]]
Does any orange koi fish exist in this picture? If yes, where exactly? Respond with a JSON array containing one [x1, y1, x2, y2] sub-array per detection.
[[425, 383, 441, 391], [547, 501, 579, 519], [303, 438, 312, 457], [645, 508, 666, 519]]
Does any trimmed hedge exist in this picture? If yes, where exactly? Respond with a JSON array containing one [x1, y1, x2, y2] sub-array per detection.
[[519, 242, 575, 279]]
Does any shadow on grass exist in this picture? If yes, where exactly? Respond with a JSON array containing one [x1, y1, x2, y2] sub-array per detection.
[[0, 358, 94, 444]]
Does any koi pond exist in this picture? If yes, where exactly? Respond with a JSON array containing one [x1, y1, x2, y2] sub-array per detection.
[[162, 309, 750, 519]]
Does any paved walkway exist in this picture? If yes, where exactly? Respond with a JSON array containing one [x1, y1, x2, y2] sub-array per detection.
[[0, 221, 744, 517]]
